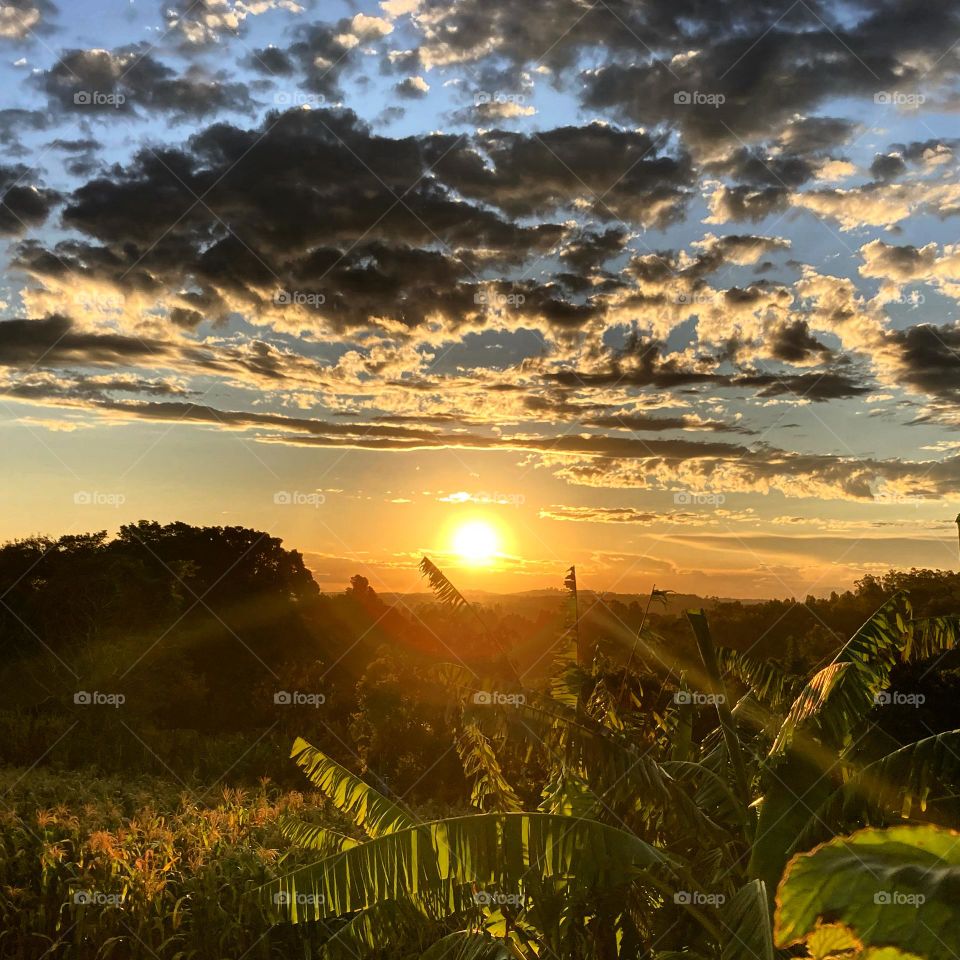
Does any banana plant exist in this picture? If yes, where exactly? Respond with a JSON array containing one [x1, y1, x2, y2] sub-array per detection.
[[263, 562, 960, 959]]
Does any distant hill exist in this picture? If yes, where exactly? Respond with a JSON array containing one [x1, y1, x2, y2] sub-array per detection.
[[336, 589, 764, 617]]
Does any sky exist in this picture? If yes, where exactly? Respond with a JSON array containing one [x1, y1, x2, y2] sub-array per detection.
[[1, 0, 960, 597]]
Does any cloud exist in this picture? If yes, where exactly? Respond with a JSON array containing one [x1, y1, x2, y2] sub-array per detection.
[[0, 164, 59, 234], [0, 314, 168, 366], [433, 123, 693, 228], [163, 0, 304, 48], [37, 46, 255, 120], [0, 0, 55, 40], [394, 75, 429, 98], [583, 412, 754, 434], [539, 505, 659, 523]]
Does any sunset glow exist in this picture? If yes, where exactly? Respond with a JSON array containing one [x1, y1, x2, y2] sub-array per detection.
[[451, 519, 501, 566], [0, 0, 959, 599]]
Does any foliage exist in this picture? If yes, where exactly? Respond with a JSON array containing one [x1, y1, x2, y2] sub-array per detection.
[[265, 563, 960, 960], [775, 824, 960, 960]]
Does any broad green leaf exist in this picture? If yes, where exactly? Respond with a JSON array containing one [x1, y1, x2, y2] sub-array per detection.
[[720, 880, 773, 960], [769, 594, 909, 762], [775, 824, 960, 960], [752, 596, 911, 895], [289, 737, 417, 838], [717, 647, 799, 709], [792, 729, 960, 854], [278, 816, 359, 854], [320, 898, 435, 960], [419, 931, 512, 960], [263, 812, 677, 924], [904, 616, 960, 662]]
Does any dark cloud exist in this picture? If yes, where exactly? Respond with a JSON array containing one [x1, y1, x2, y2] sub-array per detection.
[[0, 314, 167, 366], [584, 412, 754, 434], [870, 152, 907, 180], [247, 45, 296, 76], [431, 124, 693, 228], [37, 46, 254, 120], [736, 370, 872, 402], [767, 319, 833, 364], [0, 109, 49, 153], [0, 164, 59, 234], [413, 0, 821, 73], [558, 227, 629, 274], [580, 2, 960, 152], [886, 323, 960, 407]]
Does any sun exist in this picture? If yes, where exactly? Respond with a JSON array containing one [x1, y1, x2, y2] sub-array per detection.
[[451, 519, 500, 566]]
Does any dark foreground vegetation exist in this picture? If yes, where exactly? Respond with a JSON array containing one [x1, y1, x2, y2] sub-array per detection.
[[1, 522, 960, 958]]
